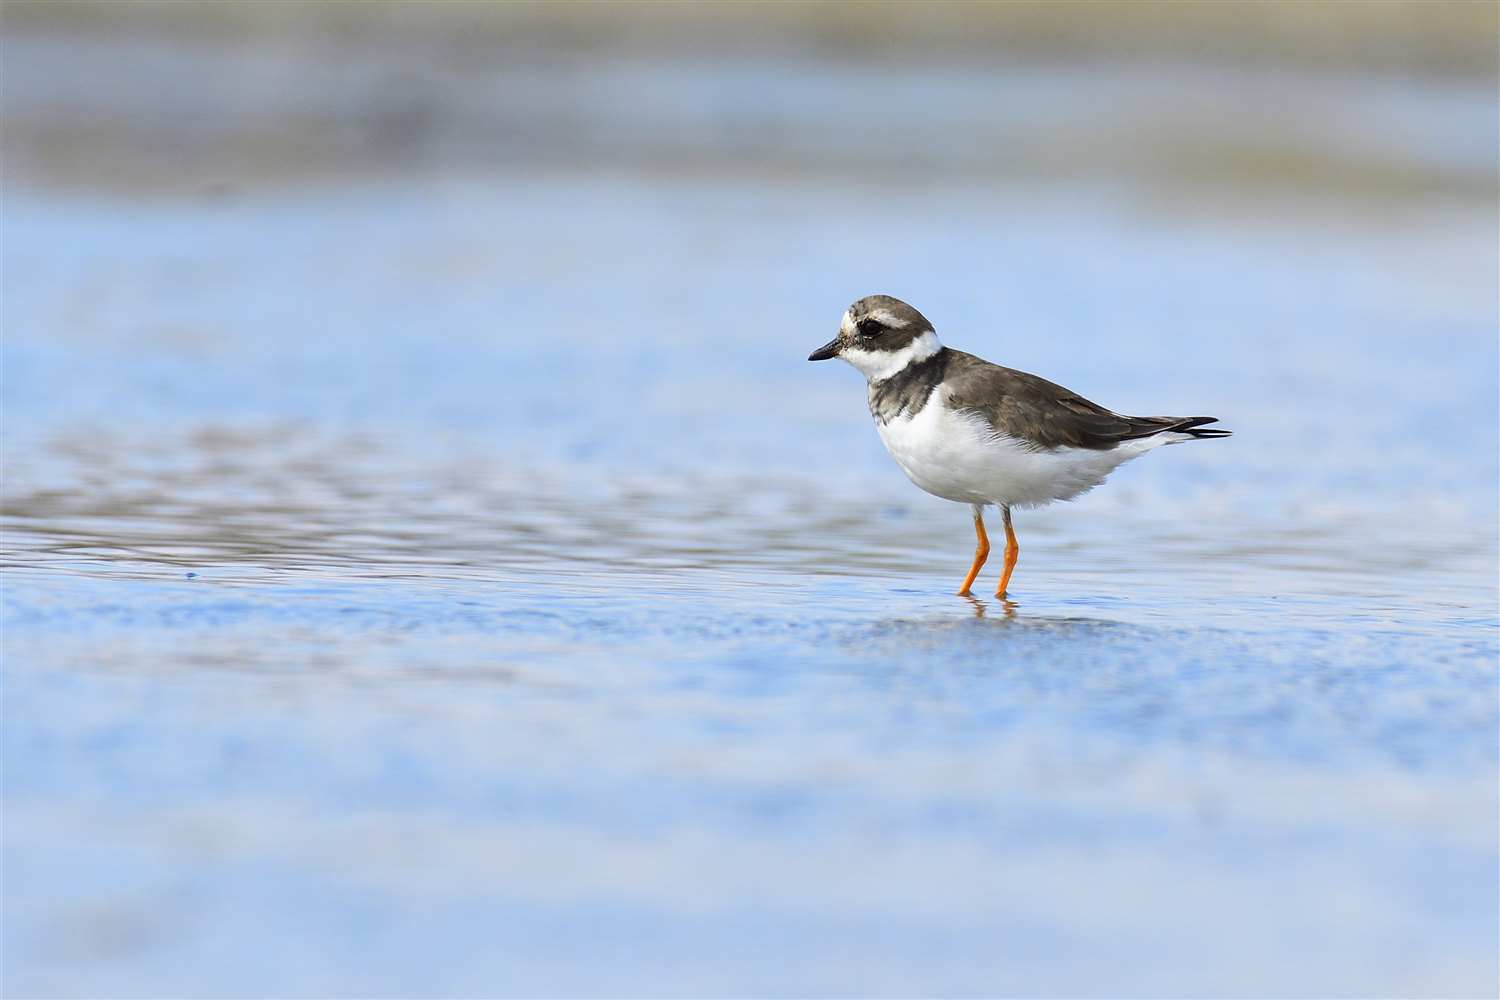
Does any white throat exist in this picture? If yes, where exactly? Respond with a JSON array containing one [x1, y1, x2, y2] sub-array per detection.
[[842, 329, 942, 383]]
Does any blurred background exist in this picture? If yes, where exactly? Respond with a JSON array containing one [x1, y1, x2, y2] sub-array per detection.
[[3, 2, 1497, 997]]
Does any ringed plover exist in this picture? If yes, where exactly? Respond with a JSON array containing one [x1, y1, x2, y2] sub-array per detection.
[[808, 295, 1230, 598]]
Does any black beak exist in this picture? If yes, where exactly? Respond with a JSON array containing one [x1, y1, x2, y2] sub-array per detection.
[[807, 337, 841, 361]]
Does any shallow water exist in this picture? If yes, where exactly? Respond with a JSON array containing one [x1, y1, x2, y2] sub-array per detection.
[[3, 36, 1499, 998]]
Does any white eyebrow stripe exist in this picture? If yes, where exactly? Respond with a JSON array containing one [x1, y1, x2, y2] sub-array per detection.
[[866, 309, 911, 328]]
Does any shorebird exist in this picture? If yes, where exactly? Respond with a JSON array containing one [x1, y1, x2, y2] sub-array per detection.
[[808, 295, 1230, 597]]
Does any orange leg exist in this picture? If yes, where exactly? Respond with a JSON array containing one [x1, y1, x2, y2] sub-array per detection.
[[957, 505, 990, 597], [995, 505, 1019, 598]]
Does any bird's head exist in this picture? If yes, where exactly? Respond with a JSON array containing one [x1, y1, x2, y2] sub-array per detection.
[[808, 295, 941, 382]]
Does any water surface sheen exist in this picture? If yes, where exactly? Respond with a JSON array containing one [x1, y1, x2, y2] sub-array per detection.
[[3, 42, 1499, 999]]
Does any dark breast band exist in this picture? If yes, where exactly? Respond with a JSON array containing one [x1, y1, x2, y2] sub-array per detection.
[[867, 348, 952, 425]]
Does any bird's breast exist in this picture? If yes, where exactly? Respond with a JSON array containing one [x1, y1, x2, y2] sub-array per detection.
[[873, 395, 999, 505]]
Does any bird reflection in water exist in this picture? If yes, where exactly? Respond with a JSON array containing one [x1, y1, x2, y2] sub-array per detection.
[[960, 594, 1018, 619]]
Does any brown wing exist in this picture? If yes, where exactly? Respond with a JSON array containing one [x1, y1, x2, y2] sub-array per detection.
[[942, 350, 1226, 451]]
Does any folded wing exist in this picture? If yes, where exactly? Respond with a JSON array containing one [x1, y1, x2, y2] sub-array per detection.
[[941, 350, 1231, 451]]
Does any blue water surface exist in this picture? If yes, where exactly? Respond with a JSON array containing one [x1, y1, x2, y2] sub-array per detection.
[[3, 37, 1498, 999]]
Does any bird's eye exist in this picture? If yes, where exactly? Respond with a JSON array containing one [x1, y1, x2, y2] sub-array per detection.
[[856, 318, 884, 339]]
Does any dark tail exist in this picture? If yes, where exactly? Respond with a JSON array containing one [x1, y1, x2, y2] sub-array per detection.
[[1119, 415, 1232, 441], [1160, 416, 1231, 439]]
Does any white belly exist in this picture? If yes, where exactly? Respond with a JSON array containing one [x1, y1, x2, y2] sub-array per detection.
[[874, 400, 1166, 508]]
